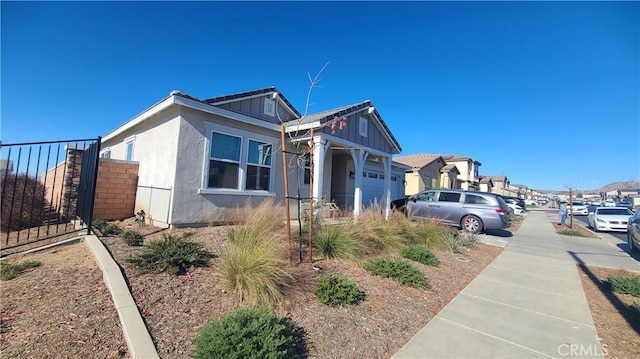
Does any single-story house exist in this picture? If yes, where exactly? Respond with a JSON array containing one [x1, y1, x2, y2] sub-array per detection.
[[393, 153, 447, 196], [99, 87, 406, 227]]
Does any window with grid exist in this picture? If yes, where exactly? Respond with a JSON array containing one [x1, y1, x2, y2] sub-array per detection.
[[208, 132, 241, 189], [246, 140, 272, 190]]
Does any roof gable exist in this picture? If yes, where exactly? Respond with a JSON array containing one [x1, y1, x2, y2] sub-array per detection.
[[394, 153, 444, 169], [203, 87, 300, 123], [283, 101, 402, 154]]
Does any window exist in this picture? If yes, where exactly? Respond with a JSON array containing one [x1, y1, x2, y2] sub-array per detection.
[[246, 140, 272, 190], [125, 140, 134, 161], [101, 150, 111, 159], [465, 194, 489, 205], [208, 132, 241, 189], [204, 125, 276, 193], [264, 98, 275, 116], [358, 117, 368, 137], [416, 191, 435, 202], [438, 192, 461, 203], [303, 154, 311, 185], [367, 172, 377, 179], [391, 175, 397, 182]]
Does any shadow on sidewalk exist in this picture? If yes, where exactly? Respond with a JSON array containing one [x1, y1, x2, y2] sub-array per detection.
[[568, 251, 640, 335]]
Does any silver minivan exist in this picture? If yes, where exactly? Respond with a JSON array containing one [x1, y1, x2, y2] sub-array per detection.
[[405, 189, 511, 234]]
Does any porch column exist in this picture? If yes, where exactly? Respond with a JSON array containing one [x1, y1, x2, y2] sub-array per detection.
[[349, 148, 368, 217], [381, 156, 392, 219], [312, 137, 328, 202]]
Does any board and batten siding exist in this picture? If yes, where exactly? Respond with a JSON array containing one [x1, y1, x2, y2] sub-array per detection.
[[320, 112, 394, 154], [215, 96, 296, 125]]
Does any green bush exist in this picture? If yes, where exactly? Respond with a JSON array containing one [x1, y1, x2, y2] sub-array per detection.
[[1, 260, 41, 281], [125, 233, 213, 275], [120, 230, 144, 246], [364, 258, 429, 289], [608, 274, 640, 297], [313, 224, 360, 261], [193, 307, 307, 359], [101, 223, 122, 236], [92, 219, 108, 231], [313, 273, 361, 307], [400, 245, 440, 266]]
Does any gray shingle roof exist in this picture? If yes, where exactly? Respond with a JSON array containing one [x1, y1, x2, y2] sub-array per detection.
[[203, 86, 301, 117]]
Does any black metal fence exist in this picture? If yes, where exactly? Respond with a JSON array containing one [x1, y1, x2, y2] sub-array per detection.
[[1, 138, 101, 254]]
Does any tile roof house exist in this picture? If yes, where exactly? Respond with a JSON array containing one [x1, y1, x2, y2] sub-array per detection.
[[394, 153, 450, 195], [99, 87, 407, 227], [438, 154, 481, 190]]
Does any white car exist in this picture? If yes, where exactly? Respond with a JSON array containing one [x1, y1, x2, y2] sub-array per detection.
[[588, 207, 635, 232], [567, 201, 588, 216], [506, 203, 524, 215]]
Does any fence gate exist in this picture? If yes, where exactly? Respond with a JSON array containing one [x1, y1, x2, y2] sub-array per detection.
[[1, 138, 101, 257]]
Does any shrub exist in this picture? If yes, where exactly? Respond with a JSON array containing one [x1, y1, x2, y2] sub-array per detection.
[[125, 233, 213, 275], [364, 258, 429, 289], [400, 245, 440, 266], [439, 231, 478, 253], [222, 220, 292, 308], [313, 273, 361, 307], [608, 274, 640, 297], [120, 230, 144, 246], [193, 307, 307, 359], [0, 174, 47, 231], [313, 223, 360, 261], [356, 205, 408, 256], [92, 219, 108, 231], [96, 222, 122, 236], [1, 260, 41, 281]]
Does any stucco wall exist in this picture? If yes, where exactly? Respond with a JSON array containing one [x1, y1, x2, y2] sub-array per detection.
[[93, 159, 139, 220]]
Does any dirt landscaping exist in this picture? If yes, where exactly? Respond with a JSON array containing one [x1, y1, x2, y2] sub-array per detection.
[[2, 214, 638, 359]]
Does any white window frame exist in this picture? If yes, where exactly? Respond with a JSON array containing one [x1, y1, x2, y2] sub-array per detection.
[[358, 117, 368, 137], [101, 148, 111, 159], [124, 136, 135, 161], [200, 122, 276, 196], [264, 98, 276, 117]]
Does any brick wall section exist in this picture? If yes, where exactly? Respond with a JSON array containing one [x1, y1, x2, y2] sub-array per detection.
[[93, 159, 139, 220]]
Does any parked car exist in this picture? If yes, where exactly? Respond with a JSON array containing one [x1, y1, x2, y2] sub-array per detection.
[[502, 196, 526, 211], [505, 202, 525, 216], [616, 201, 633, 210], [587, 207, 634, 232], [567, 201, 588, 216], [627, 210, 640, 253], [536, 198, 549, 205], [403, 189, 511, 234]]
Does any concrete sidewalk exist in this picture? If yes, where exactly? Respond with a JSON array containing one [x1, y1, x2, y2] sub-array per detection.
[[393, 210, 639, 359]]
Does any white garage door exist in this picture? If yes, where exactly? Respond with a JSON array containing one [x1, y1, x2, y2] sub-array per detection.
[[361, 170, 402, 208]]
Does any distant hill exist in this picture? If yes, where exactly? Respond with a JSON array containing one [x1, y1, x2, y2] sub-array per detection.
[[592, 181, 640, 193], [538, 181, 640, 194]]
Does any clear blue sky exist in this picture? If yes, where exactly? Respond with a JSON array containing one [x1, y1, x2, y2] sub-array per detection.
[[2, 1, 638, 191]]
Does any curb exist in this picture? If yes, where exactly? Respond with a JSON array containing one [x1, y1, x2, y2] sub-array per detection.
[[84, 235, 159, 359]]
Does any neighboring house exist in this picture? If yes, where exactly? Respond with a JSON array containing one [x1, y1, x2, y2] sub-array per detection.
[[439, 154, 481, 190], [479, 177, 494, 193], [439, 163, 460, 189], [482, 175, 510, 195], [100, 87, 405, 227], [510, 184, 529, 198], [394, 153, 447, 196]]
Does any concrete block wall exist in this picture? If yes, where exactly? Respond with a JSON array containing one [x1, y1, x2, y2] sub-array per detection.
[[93, 159, 139, 220]]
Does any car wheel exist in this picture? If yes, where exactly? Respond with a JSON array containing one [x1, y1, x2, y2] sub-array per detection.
[[461, 215, 483, 234], [629, 233, 639, 253]]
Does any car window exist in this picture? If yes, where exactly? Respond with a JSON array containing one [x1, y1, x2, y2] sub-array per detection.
[[596, 208, 634, 216], [415, 191, 436, 202], [572, 202, 586, 206], [465, 194, 489, 205], [438, 191, 461, 203]]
